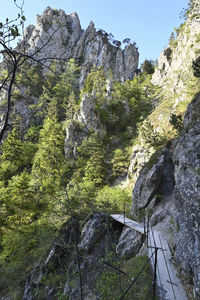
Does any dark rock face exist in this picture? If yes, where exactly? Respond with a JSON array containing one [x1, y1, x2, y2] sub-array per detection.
[[22, 213, 143, 300], [173, 93, 200, 298], [131, 146, 175, 215], [131, 93, 200, 298]]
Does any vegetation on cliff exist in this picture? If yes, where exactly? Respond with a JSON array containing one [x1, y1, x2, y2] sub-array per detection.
[[0, 0, 200, 298]]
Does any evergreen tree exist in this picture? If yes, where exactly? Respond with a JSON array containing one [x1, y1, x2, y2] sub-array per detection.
[[0, 125, 23, 183], [0, 118, 38, 185], [193, 56, 200, 78], [140, 60, 155, 75], [31, 105, 67, 205], [0, 171, 34, 228], [66, 91, 77, 120], [111, 148, 128, 177], [82, 67, 107, 100], [1, 126, 22, 163], [16, 62, 45, 98], [69, 133, 106, 210], [31, 59, 80, 124], [83, 133, 106, 187]]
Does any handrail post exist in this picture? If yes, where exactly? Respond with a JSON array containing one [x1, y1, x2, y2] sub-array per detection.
[[147, 213, 150, 248], [153, 247, 158, 300], [143, 208, 146, 242], [123, 203, 125, 225]]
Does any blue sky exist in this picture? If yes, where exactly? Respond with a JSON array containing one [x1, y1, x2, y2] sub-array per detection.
[[1, 0, 189, 65]]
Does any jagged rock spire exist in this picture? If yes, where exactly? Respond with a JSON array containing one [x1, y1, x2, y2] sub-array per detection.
[[24, 7, 139, 85]]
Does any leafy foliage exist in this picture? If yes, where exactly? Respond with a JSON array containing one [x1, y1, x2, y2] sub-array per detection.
[[98, 73, 156, 135], [96, 254, 154, 300], [81, 66, 107, 97], [0, 27, 167, 298], [140, 120, 167, 148], [96, 186, 131, 211]]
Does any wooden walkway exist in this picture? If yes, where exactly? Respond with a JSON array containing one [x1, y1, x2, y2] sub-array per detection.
[[110, 214, 188, 300], [110, 214, 144, 234], [148, 229, 188, 300]]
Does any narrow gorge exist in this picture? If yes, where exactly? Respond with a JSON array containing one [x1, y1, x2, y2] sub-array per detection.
[[0, 1, 200, 299]]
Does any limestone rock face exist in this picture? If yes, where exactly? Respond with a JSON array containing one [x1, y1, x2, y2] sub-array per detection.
[[64, 93, 106, 158], [1, 6, 138, 143], [76, 93, 104, 133], [131, 146, 175, 214], [173, 93, 200, 298], [78, 213, 108, 252], [128, 144, 154, 183], [25, 6, 139, 86], [116, 227, 143, 259], [0, 89, 38, 135], [131, 93, 200, 297], [152, 11, 200, 101]]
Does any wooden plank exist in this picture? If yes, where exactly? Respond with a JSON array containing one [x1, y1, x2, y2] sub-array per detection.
[[110, 214, 188, 300], [110, 214, 144, 234]]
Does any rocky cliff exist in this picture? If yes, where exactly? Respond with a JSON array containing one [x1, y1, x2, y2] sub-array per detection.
[[0, 6, 139, 142], [152, 0, 200, 101], [127, 3, 200, 297], [131, 93, 200, 299], [128, 0, 200, 186], [173, 94, 200, 298], [24, 7, 139, 86], [1, 2, 200, 300], [22, 213, 144, 299]]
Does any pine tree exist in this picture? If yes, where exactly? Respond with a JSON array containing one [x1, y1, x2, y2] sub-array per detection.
[[31, 105, 67, 201], [84, 135, 106, 187], [1, 171, 34, 228], [111, 148, 128, 177], [66, 91, 77, 120], [31, 59, 80, 124], [80, 133, 106, 187], [0, 126, 23, 183]]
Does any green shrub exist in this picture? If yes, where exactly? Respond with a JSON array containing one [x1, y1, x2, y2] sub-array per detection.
[[111, 148, 129, 177], [96, 186, 131, 212], [96, 254, 154, 300], [140, 120, 167, 148], [0, 219, 56, 297]]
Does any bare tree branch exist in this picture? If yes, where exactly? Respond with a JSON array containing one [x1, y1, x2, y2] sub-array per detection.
[[0, 1, 80, 142], [0, 54, 22, 141], [0, 71, 12, 92]]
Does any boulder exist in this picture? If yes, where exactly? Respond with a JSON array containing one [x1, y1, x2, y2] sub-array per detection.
[[116, 227, 143, 259]]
